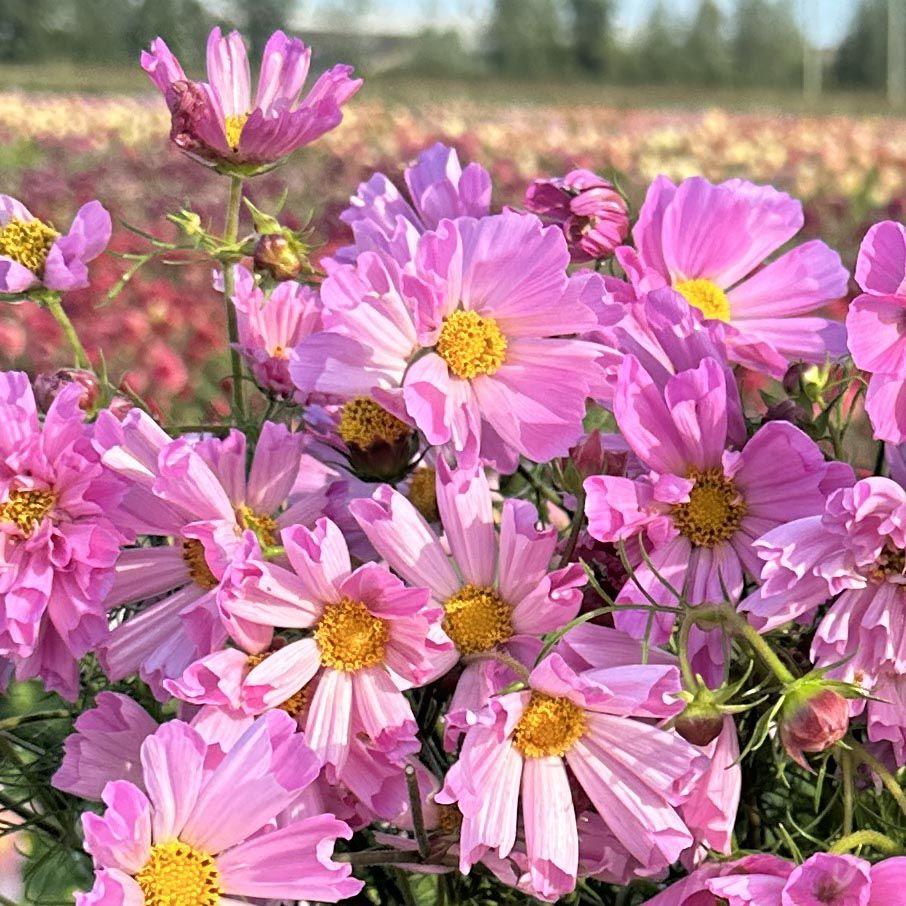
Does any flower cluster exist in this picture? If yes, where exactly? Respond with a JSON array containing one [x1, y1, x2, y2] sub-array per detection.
[[1, 23, 906, 906]]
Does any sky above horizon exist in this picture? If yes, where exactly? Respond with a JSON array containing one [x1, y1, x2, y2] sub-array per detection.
[[296, 0, 854, 48]]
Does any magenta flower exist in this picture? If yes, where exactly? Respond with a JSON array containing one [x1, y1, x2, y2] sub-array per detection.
[[0, 372, 127, 699], [742, 476, 906, 761], [76, 712, 361, 904], [230, 264, 322, 398], [293, 211, 607, 470], [338, 142, 492, 263], [0, 195, 110, 294], [95, 411, 326, 696], [142, 27, 361, 171], [846, 221, 906, 443], [584, 354, 832, 681], [524, 168, 629, 262], [350, 461, 586, 732], [437, 653, 703, 900], [213, 517, 452, 777], [620, 175, 849, 376]]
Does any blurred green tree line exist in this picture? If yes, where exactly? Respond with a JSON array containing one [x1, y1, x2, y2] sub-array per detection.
[[0, 0, 898, 92]]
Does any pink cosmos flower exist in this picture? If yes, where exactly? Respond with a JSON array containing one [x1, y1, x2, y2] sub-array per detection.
[[349, 461, 586, 734], [54, 692, 158, 800], [437, 653, 704, 900], [0, 196, 110, 294], [77, 712, 361, 904], [95, 410, 325, 696], [337, 142, 492, 264], [230, 263, 322, 398], [293, 210, 606, 471], [142, 27, 361, 171], [619, 175, 849, 376], [524, 168, 629, 262], [846, 221, 906, 443], [0, 372, 127, 699], [212, 517, 452, 777], [584, 353, 831, 681], [741, 476, 906, 760]]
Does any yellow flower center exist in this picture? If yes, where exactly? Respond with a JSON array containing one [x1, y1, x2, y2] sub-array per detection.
[[314, 597, 389, 672], [436, 803, 462, 835], [0, 489, 56, 537], [338, 397, 411, 450], [871, 543, 906, 581], [512, 693, 586, 758], [224, 113, 249, 151], [235, 504, 279, 547], [246, 652, 312, 715], [134, 840, 221, 906], [675, 278, 731, 322], [436, 309, 508, 379], [672, 468, 747, 547], [442, 584, 512, 655], [406, 467, 438, 522], [182, 539, 218, 590], [0, 217, 58, 275]]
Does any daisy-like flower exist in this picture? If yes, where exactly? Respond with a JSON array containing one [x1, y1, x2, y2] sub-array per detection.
[[76, 712, 361, 904], [337, 142, 492, 264], [619, 175, 849, 376], [846, 220, 906, 443], [142, 27, 361, 172], [230, 264, 322, 398], [437, 653, 703, 900], [293, 210, 606, 471], [213, 517, 453, 777], [647, 852, 906, 906], [584, 353, 832, 680], [0, 196, 110, 294], [94, 410, 326, 696], [741, 476, 906, 760], [0, 372, 127, 700], [349, 461, 586, 730]]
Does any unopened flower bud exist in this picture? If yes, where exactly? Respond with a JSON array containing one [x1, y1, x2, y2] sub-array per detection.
[[524, 169, 629, 262], [779, 682, 849, 769], [33, 369, 100, 414], [254, 233, 307, 282], [764, 399, 807, 426], [675, 700, 726, 747]]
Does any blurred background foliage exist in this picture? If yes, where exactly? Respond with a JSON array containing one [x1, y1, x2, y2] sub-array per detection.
[[0, 0, 904, 103]]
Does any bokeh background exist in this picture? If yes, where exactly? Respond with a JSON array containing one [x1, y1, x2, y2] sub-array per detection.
[[0, 0, 904, 420]]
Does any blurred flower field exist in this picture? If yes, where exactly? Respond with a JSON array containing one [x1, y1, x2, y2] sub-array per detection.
[[1, 88, 904, 419]]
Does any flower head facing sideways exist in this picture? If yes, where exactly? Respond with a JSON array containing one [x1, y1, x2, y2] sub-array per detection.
[[349, 461, 586, 731], [76, 712, 362, 904], [0, 372, 127, 699], [0, 195, 110, 294], [94, 410, 326, 696], [619, 175, 849, 376], [142, 27, 361, 171], [438, 653, 703, 900], [292, 210, 607, 471], [846, 220, 906, 443], [211, 517, 453, 777], [584, 352, 833, 681], [337, 142, 492, 264]]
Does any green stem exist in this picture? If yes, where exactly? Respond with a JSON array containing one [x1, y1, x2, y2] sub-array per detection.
[[0, 790, 68, 845], [44, 294, 89, 369], [0, 710, 70, 733], [840, 746, 855, 837], [677, 608, 699, 690], [830, 830, 902, 855], [849, 739, 906, 819], [404, 764, 430, 860], [558, 489, 585, 569], [223, 174, 245, 421]]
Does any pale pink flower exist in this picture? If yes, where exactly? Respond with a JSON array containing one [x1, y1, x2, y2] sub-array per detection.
[[77, 712, 361, 904]]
